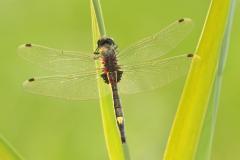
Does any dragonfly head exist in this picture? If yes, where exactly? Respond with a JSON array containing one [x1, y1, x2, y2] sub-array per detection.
[[97, 37, 116, 48], [94, 37, 117, 58]]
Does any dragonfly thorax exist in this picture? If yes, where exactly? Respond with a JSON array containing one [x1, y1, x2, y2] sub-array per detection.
[[94, 37, 123, 84], [102, 50, 119, 72]]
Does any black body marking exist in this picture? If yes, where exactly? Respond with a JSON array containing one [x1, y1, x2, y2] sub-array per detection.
[[101, 71, 123, 84], [101, 73, 109, 84], [116, 71, 123, 82]]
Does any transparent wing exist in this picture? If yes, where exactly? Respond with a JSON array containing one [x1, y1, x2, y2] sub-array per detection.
[[118, 18, 193, 64], [23, 72, 102, 100], [118, 54, 193, 94], [18, 44, 96, 74]]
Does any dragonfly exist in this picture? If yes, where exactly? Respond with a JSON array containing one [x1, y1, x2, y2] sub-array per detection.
[[18, 18, 194, 143]]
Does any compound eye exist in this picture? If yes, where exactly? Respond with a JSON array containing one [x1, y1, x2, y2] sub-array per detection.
[[97, 37, 115, 47], [106, 38, 115, 46]]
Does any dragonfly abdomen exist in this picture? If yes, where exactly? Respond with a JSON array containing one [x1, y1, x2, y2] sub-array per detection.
[[109, 72, 126, 143]]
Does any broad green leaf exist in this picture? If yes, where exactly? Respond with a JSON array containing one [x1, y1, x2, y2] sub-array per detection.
[[196, 0, 236, 159], [163, 0, 231, 159]]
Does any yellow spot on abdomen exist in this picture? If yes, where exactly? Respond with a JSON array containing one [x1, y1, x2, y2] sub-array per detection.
[[117, 117, 124, 124]]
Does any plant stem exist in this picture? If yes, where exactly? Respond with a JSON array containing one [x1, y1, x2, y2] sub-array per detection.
[[91, 0, 106, 36], [209, 0, 236, 157]]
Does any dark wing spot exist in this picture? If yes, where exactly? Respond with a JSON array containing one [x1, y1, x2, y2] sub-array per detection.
[[25, 43, 32, 47], [178, 18, 185, 23], [28, 78, 35, 82], [187, 53, 194, 58]]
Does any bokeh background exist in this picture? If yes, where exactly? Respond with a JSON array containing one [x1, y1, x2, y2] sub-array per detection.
[[0, 0, 239, 159]]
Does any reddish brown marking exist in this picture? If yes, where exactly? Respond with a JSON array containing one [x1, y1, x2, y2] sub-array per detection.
[[103, 68, 108, 74]]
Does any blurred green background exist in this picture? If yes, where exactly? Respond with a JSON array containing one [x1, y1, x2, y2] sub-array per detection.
[[0, 0, 239, 159]]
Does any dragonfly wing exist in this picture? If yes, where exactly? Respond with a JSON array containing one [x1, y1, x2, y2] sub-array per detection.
[[118, 18, 193, 64], [23, 72, 102, 100], [118, 54, 193, 94], [18, 44, 96, 74]]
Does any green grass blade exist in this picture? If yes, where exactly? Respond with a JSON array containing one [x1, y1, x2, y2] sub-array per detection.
[[163, 0, 231, 159], [0, 135, 24, 160], [90, 1, 126, 160], [196, 0, 236, 159]]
